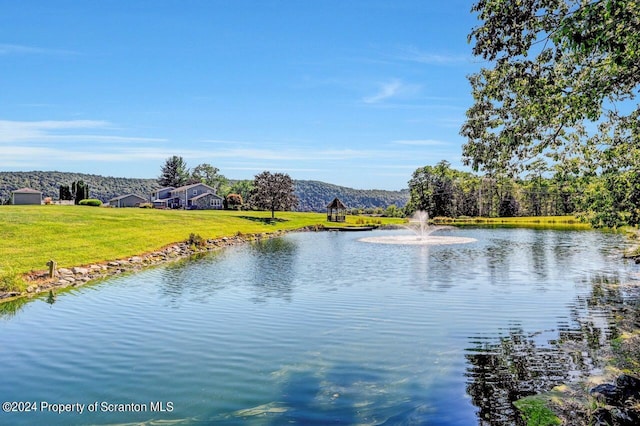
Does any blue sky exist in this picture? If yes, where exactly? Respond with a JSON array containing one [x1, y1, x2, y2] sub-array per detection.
[[1, 0, 481, 190]]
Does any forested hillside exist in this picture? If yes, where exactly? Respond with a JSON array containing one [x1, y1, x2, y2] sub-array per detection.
[[0, 171, 159, 204], [294, 180, 408, 211], [0, 171, 409, 211]]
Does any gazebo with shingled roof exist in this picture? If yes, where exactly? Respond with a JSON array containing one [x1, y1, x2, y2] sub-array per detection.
[[326, 197, 347, 222]]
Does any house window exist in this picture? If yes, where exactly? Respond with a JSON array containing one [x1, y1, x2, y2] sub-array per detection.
[[193, 189, 198, 195]]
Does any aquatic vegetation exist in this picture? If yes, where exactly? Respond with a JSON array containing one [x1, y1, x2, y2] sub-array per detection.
[[514, 396, 561, 426]]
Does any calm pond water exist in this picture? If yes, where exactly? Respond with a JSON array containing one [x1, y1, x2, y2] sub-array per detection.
[[1, 227, 638, 425]]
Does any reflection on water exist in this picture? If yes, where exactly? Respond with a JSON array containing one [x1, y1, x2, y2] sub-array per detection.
[[465, 273, 628, 426], [45, 290, 56, 305], [157, 238, 300, 306], [467, 327, 573, 425], [0, 296, 30, 319], [158, 252, 228, 306], [249, 238, 298, 302], [0, 228, 638, 425]]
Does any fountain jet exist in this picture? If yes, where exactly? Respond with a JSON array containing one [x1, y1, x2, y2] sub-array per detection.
[[406, 210, 431, 240], [359, 210, 477, 245]]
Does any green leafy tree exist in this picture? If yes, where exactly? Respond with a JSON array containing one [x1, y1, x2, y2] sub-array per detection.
[[461, 0, 640, 225], [191, 163, 228, 192], [407, 160, 456, 217], [462, 0, 640, 173], [158, 156, 189, 188], [408, 166, 438, 215], [384, 204, 404, 218], [59, 184, 73, 201], [461, 0, 640, 224], [228, 180, 255, 206], [250, 171, 298, 218], [225, 193, 243, 210], [72, 180, 89, 205]]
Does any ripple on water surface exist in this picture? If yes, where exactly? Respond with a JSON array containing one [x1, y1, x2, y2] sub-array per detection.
[[0, 228, 636, 425]]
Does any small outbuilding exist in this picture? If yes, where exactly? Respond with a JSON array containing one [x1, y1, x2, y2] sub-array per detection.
[[108, 193, 147, 208], [326, 197, 347, 222], [11, 188, 42, 205]]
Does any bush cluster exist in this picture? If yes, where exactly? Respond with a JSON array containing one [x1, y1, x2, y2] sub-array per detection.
[[0, 268, 26, 293], [187, 233, 207, 248], [78, 199, 103, 207]]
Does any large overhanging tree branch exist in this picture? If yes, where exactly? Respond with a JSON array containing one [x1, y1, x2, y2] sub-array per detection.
[[461, 0, 640, 176]]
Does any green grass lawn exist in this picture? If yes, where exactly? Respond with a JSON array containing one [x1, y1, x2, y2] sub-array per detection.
[[0, 205, 404, 276]]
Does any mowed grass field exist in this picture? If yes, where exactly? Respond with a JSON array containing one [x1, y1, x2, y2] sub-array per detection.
[[0, 205, 404, 276]]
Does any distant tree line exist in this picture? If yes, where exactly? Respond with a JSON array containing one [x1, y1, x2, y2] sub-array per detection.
[[405, 159, 637, 227]]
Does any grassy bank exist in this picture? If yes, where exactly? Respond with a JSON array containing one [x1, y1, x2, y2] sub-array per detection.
[[0, 205, 404, 281], [434, 215, 591, 230]]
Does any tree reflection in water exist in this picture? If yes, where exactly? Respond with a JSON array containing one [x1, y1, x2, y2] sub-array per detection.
[[465, 274, 634, 426], [248, 237, 298, 303], [157, 237, 300, 306]]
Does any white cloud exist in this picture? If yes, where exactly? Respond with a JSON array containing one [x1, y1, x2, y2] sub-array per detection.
[[0, 144, 410, 170], [199, 147, 385, 161], [13, 146, 166, 165], [392, 139, 450, 146], [362, 79, 404, 104], [0, 43, 76, 56], [201, 139, 251, 145], [395, 46, 470, 64], [0, 119, 166, 143], [225, 166, 323, 173], [362, 79, 424, 105], [50, 135, 167, 143]]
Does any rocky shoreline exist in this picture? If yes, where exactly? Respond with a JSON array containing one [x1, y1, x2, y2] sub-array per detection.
[[0, 228, 304, 302]]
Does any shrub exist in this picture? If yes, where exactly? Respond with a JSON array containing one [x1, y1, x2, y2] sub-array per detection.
[[187, 233, 207, 249], [226, 193, 243, 209], [0, 267, 26, 293], [78, 199, 103, 207]]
